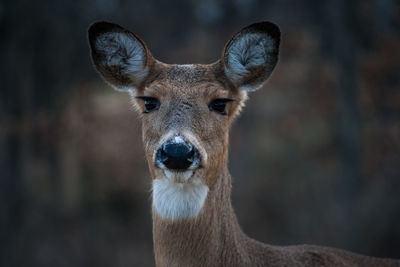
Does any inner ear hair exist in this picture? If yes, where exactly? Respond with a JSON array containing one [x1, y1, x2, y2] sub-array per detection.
[[222, 21, 280, 92], [88, 21, 152, 93]]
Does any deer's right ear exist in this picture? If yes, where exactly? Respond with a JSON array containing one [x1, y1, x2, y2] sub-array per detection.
[[222, 22, 280, 92], [88, 21, 152, 94]]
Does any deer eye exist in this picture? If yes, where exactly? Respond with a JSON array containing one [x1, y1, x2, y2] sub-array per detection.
[[208, 98, 233, 115], [136, 96, 160, 113]]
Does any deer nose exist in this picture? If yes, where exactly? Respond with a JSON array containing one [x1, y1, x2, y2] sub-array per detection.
[[157, 141, 198, 170]]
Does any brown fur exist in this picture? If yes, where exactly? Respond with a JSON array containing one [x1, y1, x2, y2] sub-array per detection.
[[137, 62, 242, 189], [153, 170, 399, 266], [88, 21, 400, 267]]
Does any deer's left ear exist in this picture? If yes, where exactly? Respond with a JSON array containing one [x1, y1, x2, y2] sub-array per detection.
[[222, 22, 280, 91]]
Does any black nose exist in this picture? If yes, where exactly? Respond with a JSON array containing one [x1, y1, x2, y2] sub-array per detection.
[[157, 142, 197, 170]]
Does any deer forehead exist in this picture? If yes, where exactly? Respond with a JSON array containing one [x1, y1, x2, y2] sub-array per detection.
[[143, 64, 232, 99]]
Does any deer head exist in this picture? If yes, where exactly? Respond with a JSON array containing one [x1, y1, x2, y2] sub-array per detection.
[[88, 21, 280, 220]]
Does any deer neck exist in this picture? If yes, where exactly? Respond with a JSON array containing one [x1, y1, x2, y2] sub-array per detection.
[[152, 169, 251, 266]]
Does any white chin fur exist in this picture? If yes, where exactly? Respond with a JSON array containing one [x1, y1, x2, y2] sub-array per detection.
[[152, 176, 209, 220]]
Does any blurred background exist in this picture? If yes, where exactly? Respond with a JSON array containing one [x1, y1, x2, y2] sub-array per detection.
[[1, 0, 399, 266]]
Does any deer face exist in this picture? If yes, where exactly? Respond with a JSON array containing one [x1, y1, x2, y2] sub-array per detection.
[[136, 64, 247, 187], [88, 21, 280, 219]]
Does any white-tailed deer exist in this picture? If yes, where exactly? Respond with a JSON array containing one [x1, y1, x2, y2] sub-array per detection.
[[88, 21, 399, 267]]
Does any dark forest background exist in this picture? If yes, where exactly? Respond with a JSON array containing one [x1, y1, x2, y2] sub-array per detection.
[[1, 0, 399, 266]]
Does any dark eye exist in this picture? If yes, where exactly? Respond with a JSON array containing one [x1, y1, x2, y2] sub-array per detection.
[[208, 98, 233, 115], [136, 96, 160, 113]]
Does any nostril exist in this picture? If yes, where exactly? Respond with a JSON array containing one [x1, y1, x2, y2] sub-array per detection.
[[157, 141, 198, 170], [186, 149, 195, 163], [159, 148, 169, 163]]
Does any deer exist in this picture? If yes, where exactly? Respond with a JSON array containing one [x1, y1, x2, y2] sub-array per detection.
[[88, 21, 400, 267]]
